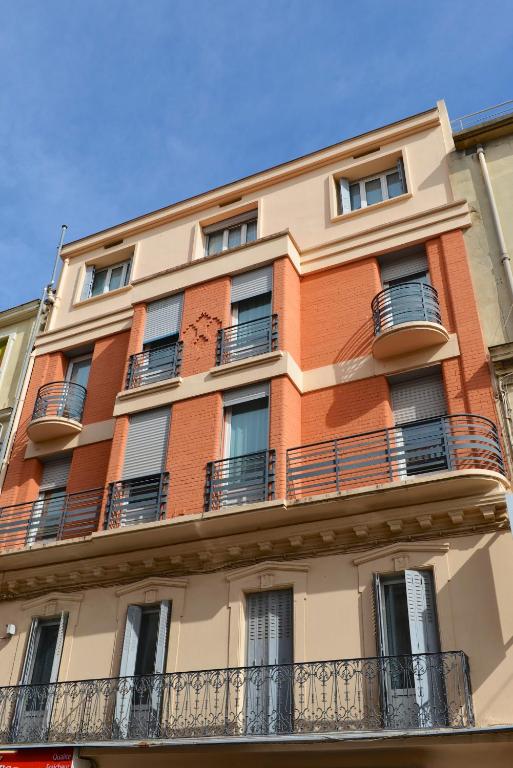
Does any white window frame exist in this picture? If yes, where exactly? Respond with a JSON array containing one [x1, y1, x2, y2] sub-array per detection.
[[345, 167, 404, 212], [222, 388, 270, 459], [90, 259, 131, 297], [204, 212, 258, 257], [65, 353, 93, 382]]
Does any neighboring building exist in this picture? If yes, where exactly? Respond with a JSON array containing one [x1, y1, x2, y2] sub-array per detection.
[[0, 299, 39, 458], [449, 101, 513, 470], [0, 101, 512, 768]]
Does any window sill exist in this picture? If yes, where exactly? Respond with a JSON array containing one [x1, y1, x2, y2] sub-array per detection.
[[209, 350, 283, 377], [117, 376, 182, 401], [73, 284, 132, 308], [330, 191, 412, 224]]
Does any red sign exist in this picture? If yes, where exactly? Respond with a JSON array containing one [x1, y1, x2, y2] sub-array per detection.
[[0, 749, 74, 768]]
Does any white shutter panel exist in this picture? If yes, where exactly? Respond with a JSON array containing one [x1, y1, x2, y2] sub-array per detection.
[[48, 611, 68, 684], [223, 382, 269, 408], [116, 605, 142, 737], [391, 372, 446, 425], [18, 619, 40, 684], [405, 570, 440, 655], [122, 408, 170, 480], [144, 295, 183, 343], [40, 456, 72, 490], [380, 252, 428, 284], [373, 575, 386, 656], [154, 601, 171, 675], [80, 266, 95, 300], [397, 157, 407, 193], [339, 177, 351, 213], [231, 267, 272, 304]]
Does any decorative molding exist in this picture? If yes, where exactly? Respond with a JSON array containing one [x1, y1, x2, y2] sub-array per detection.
[[225, 560, 309, 583], [353, 541, 450, 566], [115, 577, 188, 597], [21, 591, 84, 612]]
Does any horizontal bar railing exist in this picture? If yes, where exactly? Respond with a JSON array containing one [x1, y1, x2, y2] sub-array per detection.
[[0, 488, 104, 549], [287, 414, 505, 499], [32, 382, 86, 423], [371, 282, 442, 335], [451, 100, 513, 132], [126, 341, 183, 389], [216, 314, 278, 366], [105, 473, 169, 529], [0, 652, 473, 744], [205, 449, 275, 511]]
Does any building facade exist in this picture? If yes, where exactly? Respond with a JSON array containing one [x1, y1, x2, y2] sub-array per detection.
[[0, 101, 512, 768]]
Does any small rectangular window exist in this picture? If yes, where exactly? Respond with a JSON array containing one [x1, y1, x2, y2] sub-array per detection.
[[339, 159, 406, 214], [84, 259, 131, 300], [204, 211, 258, 256]]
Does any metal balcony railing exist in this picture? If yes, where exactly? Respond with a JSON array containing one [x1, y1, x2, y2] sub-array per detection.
[[371, 282, 442, 335], [32, 381, 86, 423], [126, 341, 183, 389], [215, 314, 278, 366], [287, 414, 504, 499], [0, 488, 104, 548], [205, 449, 275, 511], [105, 473, 169, 529], [451, 100, 513, 132], [0, 652, 473, 744]]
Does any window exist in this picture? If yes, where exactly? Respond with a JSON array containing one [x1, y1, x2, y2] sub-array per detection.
[[339, 158, 406, 214], [27, 456, 71, 544], [81, 259, 131, 300], [224, 384, 269, 459], [66, 355, 92, 389], [204, 211, 257, 256]]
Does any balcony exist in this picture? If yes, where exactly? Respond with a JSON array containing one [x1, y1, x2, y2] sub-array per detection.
[[0, 652, 473, 744], [216, 315, 278, 367], [0, 488, 103, 549], [27, 382, 86, 442], [287, 414, 506, 502], [371, 282, 449, 359], [126, 341, 183, 389], [205, 450, 276, 511], [105, 473, 169, 529]]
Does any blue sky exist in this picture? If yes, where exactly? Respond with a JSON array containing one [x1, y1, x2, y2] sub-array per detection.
[[1, 0, 512, 309]]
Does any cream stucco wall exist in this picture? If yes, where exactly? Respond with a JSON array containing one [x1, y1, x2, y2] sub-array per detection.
[[0, 302, 38, 439]]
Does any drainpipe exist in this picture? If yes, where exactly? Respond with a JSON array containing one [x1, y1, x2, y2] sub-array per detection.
[[0, 225, 68, 489], [476, 144, 513, 306]]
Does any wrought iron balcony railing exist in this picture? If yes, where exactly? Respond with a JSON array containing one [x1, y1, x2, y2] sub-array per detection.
[[105, 473, 169, 529], [126, 341, 183, 389], [0, 652, 473, 744], [371, 282, 442, 335], [215, 314, 278, 366], [205, 449, 275, 511], [287, 414, 504, 499], [32, 381, 86, 423], [0, 488, 104, 548]]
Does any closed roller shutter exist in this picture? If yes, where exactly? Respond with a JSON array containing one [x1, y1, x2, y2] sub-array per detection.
[[231, 266, 272, 304], [144, 294, 183, 343], [390, 371, 446, 425], [40, 456, 71, 491], [246, 588, 293, 666], [223, 382, 269, 408], [380, 251, 428, 284], [122, 408, 170, 480]]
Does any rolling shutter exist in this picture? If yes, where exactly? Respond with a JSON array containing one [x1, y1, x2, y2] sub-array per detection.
[[144, 294, 183, 343], [223, 382, 269, 408], [122, 408, 170, 480], [390, 371, 446, 425], [80, 265, 95, 300], [380, 251, 428, 284], [40, 456, 71, 491], [231, 267, 272, 304], [339, 177, 351, 214], [246, 588, 293, 666]]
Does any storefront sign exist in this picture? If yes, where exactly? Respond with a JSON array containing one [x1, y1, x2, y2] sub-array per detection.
[[0, 749, 75, 768]]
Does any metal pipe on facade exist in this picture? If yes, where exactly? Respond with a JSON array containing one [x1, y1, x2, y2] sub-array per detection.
[[476, 144, 513, 305], [0, 225, 68, 486]]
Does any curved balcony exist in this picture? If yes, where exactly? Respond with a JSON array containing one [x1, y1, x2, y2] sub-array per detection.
[[371, 282, 449, 359], [27, 381, 86, 442], [287, 414, 507, 505]]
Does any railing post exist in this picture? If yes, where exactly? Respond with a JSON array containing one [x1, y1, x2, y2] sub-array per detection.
[[462, 652, 475, 726], [420, 282, 426, 320], [442, 416, 453, 471], [157, 473, 168, 520], [104, 483, 115, 529], [176, 341, 183, 377], [271, 314, 278, 351], [205, 462, 213, 512], [216, 329, 224, 366], [56, 493, 69, 541], [334, 438, 340, 492], [385, 426, 394, 481]]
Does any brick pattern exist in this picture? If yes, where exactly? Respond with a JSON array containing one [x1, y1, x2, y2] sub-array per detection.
[[301, 257, 381, 370], [82, 331, 129, 424], [180, 278, 231, 376], [166, 393, 223, 517], [273, 258, 301, 362], [269, 376, 301, 498], [67, 440, 113, 494]]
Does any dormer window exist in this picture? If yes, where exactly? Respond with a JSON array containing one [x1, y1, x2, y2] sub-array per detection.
[[204, 211, 257, 256], [339, 158, 407, 214]]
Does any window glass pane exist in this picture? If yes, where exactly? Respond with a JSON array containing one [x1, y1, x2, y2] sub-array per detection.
[[228, 225, 242, 249], [207, 231, 224, 256], [68, 358, 92, 388], [386, 171, 403, 199], [365, 178, 383, 206], [237, 293, 272, 324], [91, 269, 108, 296], [349, 183, 361, 210], [229, 398, 269, 457], [246, 220, 257, 242], [108, 266, 124, 291], [30, 622, 59, 685], [134, 608, 159, 676], [383, 580, 412, 657]]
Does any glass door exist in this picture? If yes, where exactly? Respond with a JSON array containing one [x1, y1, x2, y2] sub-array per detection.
[[233, 293, 272, 360], [225, 397, 269, 505]]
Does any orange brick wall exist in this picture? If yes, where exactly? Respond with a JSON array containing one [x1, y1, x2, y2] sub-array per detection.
[[301, 377, 393, 446], [181, 278, 231, 376], [166, 393, 223, 516], [269, 376, 301, 498], [301, 257, 381, 370], [273, 258, 301, 362], [67, 440, 112, 494], [82, 331, 129, 424]]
